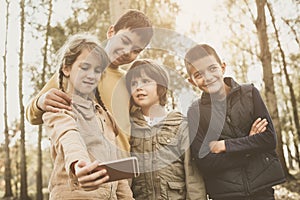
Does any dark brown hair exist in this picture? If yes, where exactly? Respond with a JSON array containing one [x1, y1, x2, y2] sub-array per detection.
[[125, 59, 169, 107], [114, 9, 153, 45], [184, 44, 222, 76]]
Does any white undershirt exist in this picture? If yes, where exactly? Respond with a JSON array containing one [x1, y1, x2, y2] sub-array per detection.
[[143, 114, 167, 126]]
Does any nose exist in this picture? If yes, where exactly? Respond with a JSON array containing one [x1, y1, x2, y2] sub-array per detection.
[[86, 70, 96, 79], [136, 81, 145, 89], [203, 71, 213, 81], [123, 45, 136, 58], [132, 81, 144, 93]]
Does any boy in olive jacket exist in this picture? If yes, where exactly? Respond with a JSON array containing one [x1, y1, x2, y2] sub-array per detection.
[[125, 59, 206, 200]]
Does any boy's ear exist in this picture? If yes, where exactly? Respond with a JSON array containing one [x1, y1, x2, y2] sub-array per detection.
[[188, 77, 197, 87], [107, 25, 115, 39], [221, 62, 226, 73]]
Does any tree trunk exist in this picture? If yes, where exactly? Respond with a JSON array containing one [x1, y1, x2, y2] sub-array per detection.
[[279, 73, 300, 169], [254, 0, 290, 177], [267, 2, 300, 157], [36, 1, 53, 199], [36, 125, 43, 200], [19, 0, 30, 199], [3, 0, 14, 197], [109, 0, 130, 23]]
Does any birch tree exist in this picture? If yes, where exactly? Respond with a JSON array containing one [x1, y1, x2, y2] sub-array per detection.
[[2, 0, 13, 197], [19, 0, 30, 199]]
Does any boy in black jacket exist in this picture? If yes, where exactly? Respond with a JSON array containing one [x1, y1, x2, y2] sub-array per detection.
[[184, 44, 286, 200]]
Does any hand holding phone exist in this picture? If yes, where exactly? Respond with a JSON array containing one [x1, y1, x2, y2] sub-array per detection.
[[93, 157, 140, 183]]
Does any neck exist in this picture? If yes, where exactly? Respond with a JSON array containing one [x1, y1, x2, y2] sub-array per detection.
[[142, 104, 167, 118], [211, 84, 231, 101], [108, 63, 120, 70]]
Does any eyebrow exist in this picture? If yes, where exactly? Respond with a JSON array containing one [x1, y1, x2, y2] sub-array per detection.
[[80, 62, 91, 67], [208, 64, 217, 68], [123, 34, 132, 44]]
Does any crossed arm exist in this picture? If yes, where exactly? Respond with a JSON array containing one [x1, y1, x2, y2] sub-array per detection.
[[209, 117, 268, 153], [188, 87, 277, 172]]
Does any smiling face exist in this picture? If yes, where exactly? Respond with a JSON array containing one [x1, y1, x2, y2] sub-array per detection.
[[63, 49, 104, 98], [105, 28, 148, 67], [130, 71, 160, 113], [188, 55, 226, 95]]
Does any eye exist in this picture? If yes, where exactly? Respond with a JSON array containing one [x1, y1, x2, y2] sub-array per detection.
[[132, 48, 142, 54], [80, 63, 90, 71], [209, 65, 219, 72], [121, 37, 130, 45], [142, 78, 151, 84], [94, 66, 103, 74], [193, 72, 203, 79], [131, 80, 138, 88]]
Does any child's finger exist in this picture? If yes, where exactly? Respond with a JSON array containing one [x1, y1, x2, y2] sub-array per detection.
[[76, 160, 99, 177], [80, 175, 109, 191], [256, 120, 268, 133], [78, 170, 108, 185], [251, 118, 262, 129]]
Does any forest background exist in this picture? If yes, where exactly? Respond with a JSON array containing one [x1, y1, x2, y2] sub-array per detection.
[[0, 0, 299, 199]]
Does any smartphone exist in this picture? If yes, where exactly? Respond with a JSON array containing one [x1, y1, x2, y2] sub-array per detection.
[[94, 156, 139, 182]]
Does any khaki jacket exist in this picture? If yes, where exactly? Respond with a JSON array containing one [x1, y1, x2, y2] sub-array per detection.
[[130, 110, 206, 200], [43, 95, 133, 200]]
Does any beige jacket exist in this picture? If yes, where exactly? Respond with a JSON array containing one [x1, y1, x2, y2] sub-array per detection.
[[26, 66, 131, 156], [43, 94, 133, 200], [130, 110, 206, 200]]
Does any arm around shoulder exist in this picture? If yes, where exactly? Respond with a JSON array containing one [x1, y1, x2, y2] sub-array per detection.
[[26, 72, 60, 125]]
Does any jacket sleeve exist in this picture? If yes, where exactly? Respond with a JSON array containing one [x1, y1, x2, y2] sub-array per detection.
[[225, 87, 277, 154], [26, 72, 60, 125], [43, 110, 90, 189], [116, 179, 134, 199], [180, 122, 206, 200], [187, 103, 248, 173]]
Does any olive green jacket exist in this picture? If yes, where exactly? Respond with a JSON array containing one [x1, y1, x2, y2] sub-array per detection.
[[130, 110, 206, 200]]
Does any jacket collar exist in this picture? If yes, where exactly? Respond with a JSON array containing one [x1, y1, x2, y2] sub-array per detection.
[[71, 94, 96, 120], [200, 77, 241, 105], [130, 108, 184, 128]]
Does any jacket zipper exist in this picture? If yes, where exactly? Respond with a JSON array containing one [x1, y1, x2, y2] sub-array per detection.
[[242, 167, 250, 196]]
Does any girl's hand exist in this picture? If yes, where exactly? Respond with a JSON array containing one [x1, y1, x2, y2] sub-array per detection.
[[74, 160, 109, 191], [249, 118, 268, 136], [209, 140, 225, 153]]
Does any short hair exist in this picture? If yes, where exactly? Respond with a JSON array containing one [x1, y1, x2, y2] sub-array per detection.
[[114, 9, 153, 45], [125, 59, 169, 106], [184, 44, 222, 76]]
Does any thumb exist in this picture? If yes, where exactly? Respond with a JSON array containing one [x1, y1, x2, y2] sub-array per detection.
[[76, 160, 87, 168]]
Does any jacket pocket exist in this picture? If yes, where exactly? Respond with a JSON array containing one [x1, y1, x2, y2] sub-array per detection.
[[157, 131, 179, 146], [167, 181, 186, 200], [130, 137, 142, 151], [248, 152, 286, 192]]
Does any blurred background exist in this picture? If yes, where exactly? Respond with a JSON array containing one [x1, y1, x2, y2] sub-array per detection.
[[0, 0, 299, 199]]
